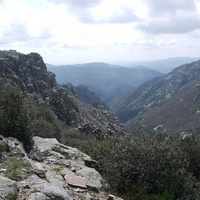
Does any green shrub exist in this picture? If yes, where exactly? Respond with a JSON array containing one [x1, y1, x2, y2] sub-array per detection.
[[63, 132, 200, 199], [6, 192, 18, 200], [30, 106, 62, 141], [0, 84, 33, 151]]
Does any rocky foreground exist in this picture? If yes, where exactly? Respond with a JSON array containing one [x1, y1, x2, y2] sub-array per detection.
[[0, 136, 122, 200]]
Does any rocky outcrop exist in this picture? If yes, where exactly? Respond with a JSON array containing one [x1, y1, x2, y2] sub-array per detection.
[[0, 50, 56, 94], [0, 136, 122, 200], [0, 50, 125, 137]]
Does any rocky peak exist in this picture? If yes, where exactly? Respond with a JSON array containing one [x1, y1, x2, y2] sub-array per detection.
[[0, 50, 56, 94]]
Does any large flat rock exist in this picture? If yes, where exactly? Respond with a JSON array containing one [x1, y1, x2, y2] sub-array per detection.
[[64, 174, 87, 189]]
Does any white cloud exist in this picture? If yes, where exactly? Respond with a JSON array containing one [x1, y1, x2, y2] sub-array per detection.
[[144, 0, 196, 16], [48, 0, 101, 8], [138, 0, 200, 34], [138, 12, 200, 34]]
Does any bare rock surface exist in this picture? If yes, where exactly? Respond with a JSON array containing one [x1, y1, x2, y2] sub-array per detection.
[[28, 192, 51, 200], [24, 175, 72, 200], [0, 176, 19, 200], [0, 136, 123, 200]]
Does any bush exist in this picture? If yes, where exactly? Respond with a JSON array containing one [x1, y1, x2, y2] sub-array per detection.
[[63, 132, 200, 199], [30, 106, 62, 141], [0, 84, 33, 150]]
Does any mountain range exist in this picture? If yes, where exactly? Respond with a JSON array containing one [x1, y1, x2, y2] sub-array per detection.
[[47, 57, 200, 135], [47, 62, 162, 102], [1, 50, 200, 136], [113, 57, 200, 73], [113, 59, 200, 134]]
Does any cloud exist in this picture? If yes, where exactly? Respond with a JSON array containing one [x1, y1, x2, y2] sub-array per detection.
[[48, 0, 140, 24], [0, 23, 30, 45], [138, 13, 200, 34], [48, 0, 101, 8], [0, 22, 52, 46], [136, 0, 200, 34], [144, 0, 196, 16], [95, 8, 140, 24], [47, 0, 102, 23]]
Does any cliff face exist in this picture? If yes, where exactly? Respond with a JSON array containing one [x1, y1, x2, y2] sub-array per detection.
[[0, 50, 124, 137], [0, 50, 56, 94]]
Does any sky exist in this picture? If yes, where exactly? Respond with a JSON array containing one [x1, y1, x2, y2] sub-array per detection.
[[1, 0, 200, 65]]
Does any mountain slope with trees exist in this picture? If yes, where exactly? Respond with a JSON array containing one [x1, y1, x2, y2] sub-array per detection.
[[114, 59, 200, 134]]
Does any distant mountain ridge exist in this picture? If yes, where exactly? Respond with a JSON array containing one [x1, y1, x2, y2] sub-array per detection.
[[113, 59, 200, 134], [113, 57, 200, 73], [47, 62, 163, 101]]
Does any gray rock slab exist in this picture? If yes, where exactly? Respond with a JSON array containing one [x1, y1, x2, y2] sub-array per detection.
[[0, 176, 19, 200], [46, 170, 67, 189], [77, 167, 102, 192], [33, 137, 59, 152], [27, 175, 72, 200], [86, 193, 95, 200], [28, 192, 51, 200], [64, 174, 87, 189]]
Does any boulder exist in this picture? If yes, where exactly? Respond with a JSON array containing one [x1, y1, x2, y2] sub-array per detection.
[[0, 176, 19, 199], [77, 167, 102, 192], [33, 137, 59, 152], [86, 193, 95, 200], [26, 175, 72, 200], [108, 194, 124, 200], [46, 170, 67, 189]]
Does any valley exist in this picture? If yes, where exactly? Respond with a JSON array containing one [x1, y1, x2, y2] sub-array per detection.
[[0, 50, 200, 199], [48, 57, 200, 135]]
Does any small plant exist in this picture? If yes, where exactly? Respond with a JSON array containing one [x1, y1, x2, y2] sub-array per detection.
[[53, 147, 70, 159], [31, 189, 41, 193], [6, 192, 18, 200], [4, 157, 31, 181], [44, 150, 53, 157], [53, 167, 63, 172]]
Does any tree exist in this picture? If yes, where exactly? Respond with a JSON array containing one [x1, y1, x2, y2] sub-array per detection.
[[0, 83, 32, 150]]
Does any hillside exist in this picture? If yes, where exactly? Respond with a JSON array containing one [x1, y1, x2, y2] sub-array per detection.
[[47, 63, 162, 101], [66, 83, 110, 110], [114, 59, 200, 134], [0, 50, 124, 138]]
